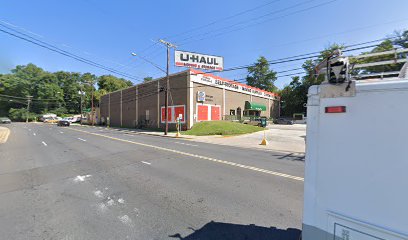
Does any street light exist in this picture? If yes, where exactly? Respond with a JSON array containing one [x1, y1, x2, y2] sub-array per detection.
[[132, 40, 176, 135], [131, 52, 170, 134], [130, 53, 166, 74]]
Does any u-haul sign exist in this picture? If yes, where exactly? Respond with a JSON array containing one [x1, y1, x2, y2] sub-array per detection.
[[175, 50, 223, 71]]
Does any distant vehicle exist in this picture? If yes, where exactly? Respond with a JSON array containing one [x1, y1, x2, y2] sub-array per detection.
[[71, 115, 82, 123], [40, 113, 57, 122], [63, 117, 74, 123], [0, 117, 11, 124], [44, 117, 59, 123], [243, 116, 268, 127], [293, 113, 307, 124], [273, 118, 294, 125], [57, 119, 70, 127]]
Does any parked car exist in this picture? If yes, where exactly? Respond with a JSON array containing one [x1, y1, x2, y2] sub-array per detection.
[[39, 113, 57, 122], [62, 117, 74, 123], [71, 116, 81, 123], [273, 118, 294, 125], [57, 119, 70, 127], [44, 117, 60, 123], [0, 117, 11, 124]]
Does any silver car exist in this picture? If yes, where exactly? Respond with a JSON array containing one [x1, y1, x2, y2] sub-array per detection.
[[0, 117, 12, 124]]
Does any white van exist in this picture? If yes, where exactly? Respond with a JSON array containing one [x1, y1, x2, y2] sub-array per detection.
[[303, 55, 408, 239]]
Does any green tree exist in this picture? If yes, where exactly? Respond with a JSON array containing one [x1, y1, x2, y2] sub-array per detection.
[[393, 30, 408, 48], [353, 40, 403, 74], [93, 89, 108, 106], [143, 77, 153, 83], [280, 44, 343, 117], [246, 56, 277, 92], [55, 71, 81, 114], [8, 108, 37, 122], [97, 75, 133, 92], [0, 63, 136, 117]]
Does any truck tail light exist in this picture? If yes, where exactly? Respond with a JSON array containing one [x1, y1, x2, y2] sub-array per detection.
[[325, 106, 346, 113]]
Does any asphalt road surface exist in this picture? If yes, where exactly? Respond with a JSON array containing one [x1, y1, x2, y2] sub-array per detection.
[[0, 123, 304, 240]]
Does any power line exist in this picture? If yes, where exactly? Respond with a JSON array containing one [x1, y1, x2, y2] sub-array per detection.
[[188, 38, 397, 77], [235, 71, 306, 83], [263, 17, 408, 50], [0, 94, 60, 102], [164, 0, 283, 40], [177, 0, 336, 45], [0, 26, 143, 82]]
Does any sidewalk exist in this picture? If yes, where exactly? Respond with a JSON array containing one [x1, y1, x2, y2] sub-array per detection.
[[186, 124, 306, 154]]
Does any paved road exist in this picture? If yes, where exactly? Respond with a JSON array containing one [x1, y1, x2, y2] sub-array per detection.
[[0, 123, 304, 240]]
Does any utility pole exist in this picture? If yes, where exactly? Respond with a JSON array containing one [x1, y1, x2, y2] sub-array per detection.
[[79, 86, 83, 126], [90, 81, 94, 126], [26, 96, 33, 123], [158, 39, 176, 135]]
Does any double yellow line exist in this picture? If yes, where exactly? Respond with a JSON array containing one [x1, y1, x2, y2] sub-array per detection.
[[68, 127, 304, 182]]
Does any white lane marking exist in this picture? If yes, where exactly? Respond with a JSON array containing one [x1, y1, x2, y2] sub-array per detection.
[[118, 198, 125, 204], [118, 215, 132, 225], [60, 131, 64, 134], [41, 141, 47, 146], [93, 190, 103, 198], [141, 161, 151, 165], [68, 128, 304, 181], [73, 175, 92, 182], [33, 133, 36, 136], [175, 141, 198, 147], [78, 138, 87, 142], [28, 129, 31, 131], [106, 199, 115, 206]]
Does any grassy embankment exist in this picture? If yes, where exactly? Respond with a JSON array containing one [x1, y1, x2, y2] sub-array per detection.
[[183, 121, 263, 136]]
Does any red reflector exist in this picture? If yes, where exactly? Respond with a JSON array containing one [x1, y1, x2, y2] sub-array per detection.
[[325, 106, 346, 113]]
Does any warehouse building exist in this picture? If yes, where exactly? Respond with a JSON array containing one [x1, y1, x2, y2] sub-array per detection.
[[99, 69, 280, 130]]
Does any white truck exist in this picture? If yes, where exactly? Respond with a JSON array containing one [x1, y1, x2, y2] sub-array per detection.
[[302, 50, 408, 240]]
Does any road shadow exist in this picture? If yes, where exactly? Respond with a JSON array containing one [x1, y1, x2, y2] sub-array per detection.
[[169, 221, 301, 240], [270, 152, 305, 162]]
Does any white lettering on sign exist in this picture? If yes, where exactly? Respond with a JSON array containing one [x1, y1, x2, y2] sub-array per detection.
[[175, 50, 224, 71], [190, 70, 277, 100]]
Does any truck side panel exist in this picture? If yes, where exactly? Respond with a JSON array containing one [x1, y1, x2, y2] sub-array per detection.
[[303, 80, 408, 240]]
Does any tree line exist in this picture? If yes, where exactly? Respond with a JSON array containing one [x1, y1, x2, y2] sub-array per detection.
[[245, 30, 407, 117], [0, 64, 133, 120]]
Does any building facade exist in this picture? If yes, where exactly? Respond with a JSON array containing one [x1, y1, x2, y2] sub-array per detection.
[[99, 69, 280, 130]]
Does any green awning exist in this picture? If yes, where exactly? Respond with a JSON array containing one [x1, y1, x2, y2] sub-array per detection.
[[245, 101, 266, 111]]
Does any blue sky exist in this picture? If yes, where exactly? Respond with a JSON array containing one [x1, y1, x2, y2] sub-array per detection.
[[1, 0, 407, 89]]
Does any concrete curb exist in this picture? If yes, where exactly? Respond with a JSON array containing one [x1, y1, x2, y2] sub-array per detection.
[[0, 126, 10, 144]]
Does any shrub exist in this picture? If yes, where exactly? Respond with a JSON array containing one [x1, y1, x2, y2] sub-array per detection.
[[8, 108, 37, 122]]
